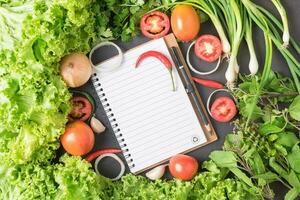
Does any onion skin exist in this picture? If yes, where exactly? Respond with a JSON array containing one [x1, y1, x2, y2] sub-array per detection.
[[60, 53, 92, 88]]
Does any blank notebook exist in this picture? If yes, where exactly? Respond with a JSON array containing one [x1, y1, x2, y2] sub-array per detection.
[[91, 37, 208, 174]]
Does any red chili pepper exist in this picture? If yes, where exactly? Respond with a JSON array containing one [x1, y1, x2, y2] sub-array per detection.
[[135, 51, 176, 91], [192, 77, 224, 89], [85, 148, 122, 162], [135, 51, 172, 69]]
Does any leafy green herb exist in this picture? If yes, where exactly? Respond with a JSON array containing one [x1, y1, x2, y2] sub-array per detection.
[[258, 123, 283, 136], [285, 188, 299, 200], [221, 72, 300, 199], [287, 145, 300, 174], [289, 95, 300, 121], [94, 0, 163, 42], [209, 151, 237, 168], [276, 132, 299, 148]]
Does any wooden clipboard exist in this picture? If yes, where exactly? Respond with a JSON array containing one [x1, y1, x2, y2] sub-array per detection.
[[134, 34, 218, 174], [91, 33, 218, 174], [163, 33, 218, 151]]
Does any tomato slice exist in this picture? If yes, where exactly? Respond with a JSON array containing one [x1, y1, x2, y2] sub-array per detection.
[[210, 96, 237, 122], [68, 96, 92, 122], [140, 11, 170, 39], [194, 34, 222, 62]]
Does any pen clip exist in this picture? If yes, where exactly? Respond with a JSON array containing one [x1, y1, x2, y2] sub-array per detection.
[[170, 47, 183, 68]]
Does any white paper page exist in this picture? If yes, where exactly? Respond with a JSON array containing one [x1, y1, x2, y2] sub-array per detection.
[[93, 38, 206, 173]]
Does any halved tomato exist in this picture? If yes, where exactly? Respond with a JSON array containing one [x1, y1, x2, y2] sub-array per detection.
[[68, 96, 92, 122], [195, 34, 222, 62], [210, 96, 237, 122], [140, 11, 170, 39]]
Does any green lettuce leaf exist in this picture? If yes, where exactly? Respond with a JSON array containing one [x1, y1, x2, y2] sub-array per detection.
[[0, 0, 34, 50], [54, 155, 111, 200], [0, 155, 110, 200], [0, 0, 100, 165]]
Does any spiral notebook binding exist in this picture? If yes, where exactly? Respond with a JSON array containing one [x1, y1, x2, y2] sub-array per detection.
[[92, 73, 135, 169]]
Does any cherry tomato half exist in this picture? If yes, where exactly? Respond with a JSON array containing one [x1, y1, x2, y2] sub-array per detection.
[[171, 5, 200, 42], [169, 154, 199, 180], [195, 34, 222, 62], [61, 121, 95, 156], [68, 96, 92, 122], [140, 11, 170, 39], [210, 96, 237, 122]]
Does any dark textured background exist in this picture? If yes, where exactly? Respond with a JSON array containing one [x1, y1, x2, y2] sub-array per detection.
[[77, 1, 300, 199]]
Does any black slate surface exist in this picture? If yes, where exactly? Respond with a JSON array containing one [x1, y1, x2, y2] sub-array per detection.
[[76, 1, 300, 199]]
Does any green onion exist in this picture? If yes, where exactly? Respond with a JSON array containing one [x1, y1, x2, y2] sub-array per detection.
[[245, 17, 258, 75], [240, 0, 273, 125], [257, 5, 300, 55], [245, 33, 273, 126], [241, 0, 300, 93], [270, 0, 290, 48], [213, 0, 243, 87]]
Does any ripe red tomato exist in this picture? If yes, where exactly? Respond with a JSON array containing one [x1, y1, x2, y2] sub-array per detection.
[[169, 154, 199, 180], [171, 5, 200, 42], [68, 96, 92, 122], [140, 11, 170, 39], [211, 97, 237, 122], [61, 121, 95, 156], [195, 34, 222, 62]]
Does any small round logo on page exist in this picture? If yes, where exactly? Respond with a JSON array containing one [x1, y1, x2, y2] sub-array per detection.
[[191, 135, 200, 144]]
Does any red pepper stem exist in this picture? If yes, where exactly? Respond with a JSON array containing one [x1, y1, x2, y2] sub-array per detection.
[[168, 69, 176, 91]]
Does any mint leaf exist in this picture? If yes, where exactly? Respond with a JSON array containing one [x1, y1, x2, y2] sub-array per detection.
[[289, 96, 300, 121], [287, 146, 300, 174], [209, 151, 237, 168], [258, 123, 282, 135]]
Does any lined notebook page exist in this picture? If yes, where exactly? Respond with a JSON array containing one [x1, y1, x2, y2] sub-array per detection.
[[94, 38, 206, 173]]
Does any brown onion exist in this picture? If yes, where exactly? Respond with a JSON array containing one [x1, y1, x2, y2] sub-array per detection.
[[60, 53, 92, 88]]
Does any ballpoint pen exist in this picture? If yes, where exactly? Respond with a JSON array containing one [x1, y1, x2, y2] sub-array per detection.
[[170, 47, 212, 134]]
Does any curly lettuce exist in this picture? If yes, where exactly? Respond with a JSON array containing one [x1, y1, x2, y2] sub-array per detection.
[[54, 155, 111, 200], [110, 169, 256, 200], [0, 155, 110, 200], [0, 0, 34, 50], [0, 0, 98, 165], [0, 68, 71, 164]]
